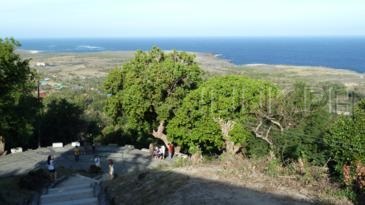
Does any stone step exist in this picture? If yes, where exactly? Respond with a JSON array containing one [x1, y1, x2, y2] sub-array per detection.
[[57, 178, 94, 188], [41, 188, 94, 204], [41, 197, 98, 205], [57, 180, 92, 188], [48, 183, 92, 194]]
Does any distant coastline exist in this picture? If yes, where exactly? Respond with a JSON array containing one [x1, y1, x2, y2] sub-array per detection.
[[16, 38, 365, 73], [16, 49, 365, 99], [18, 49, 365, 75]]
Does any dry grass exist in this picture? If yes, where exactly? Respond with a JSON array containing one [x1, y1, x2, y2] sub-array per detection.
[[103, 155, 353, 205], [201, 155, 352, 205]]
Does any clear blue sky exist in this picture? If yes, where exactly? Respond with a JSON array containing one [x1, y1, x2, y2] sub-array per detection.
[[1, 0, 364, 38]]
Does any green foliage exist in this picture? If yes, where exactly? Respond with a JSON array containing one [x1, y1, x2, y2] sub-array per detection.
[[325, 187, 357, 203], [42, 87, 109, 144], [0, 38, 34, 96], [229, 122, 251, 144], [40, 97, 84, 145], [273, 109, 332, 165], [245, 135, 270, 158], [99, 124, 150, 148], [324, 99, 365, 173], [167, 75, 278, 154], [0, 38, 38, 149], [256, 82, 333, 165], [173, 157, 191, 167], [18, 169, 50, 190], [265, 158, 281, 177], [104, 47, 202, 141], [89, 165, 102, 174]]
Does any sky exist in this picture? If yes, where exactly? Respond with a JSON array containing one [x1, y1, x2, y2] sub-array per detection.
[[0, 0, 364, 38]]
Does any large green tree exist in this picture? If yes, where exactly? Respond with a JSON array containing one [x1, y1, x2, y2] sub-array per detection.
[[104, 47, 202, 146], [167, 75, 278, 155], [0, 38, 37, 150]]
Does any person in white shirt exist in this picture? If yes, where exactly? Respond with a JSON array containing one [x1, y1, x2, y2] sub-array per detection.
[[108, 159, 114, 179], [47, 155, 56, 181], [159, 145, 166, 159], [94, 155, 101, 168]]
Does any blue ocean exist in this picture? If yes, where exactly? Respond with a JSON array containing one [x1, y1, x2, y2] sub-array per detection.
[[19, 38, 365, 73]]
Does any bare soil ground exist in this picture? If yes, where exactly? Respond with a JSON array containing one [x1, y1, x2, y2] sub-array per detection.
[[239, 64, 365, 91]]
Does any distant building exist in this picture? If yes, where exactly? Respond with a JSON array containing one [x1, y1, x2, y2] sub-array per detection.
[[35, 62, 46, 67], [336, 111, 351, 116]]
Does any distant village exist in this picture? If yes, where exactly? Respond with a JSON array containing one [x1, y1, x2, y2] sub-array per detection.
[[33, 61, 103, 98]]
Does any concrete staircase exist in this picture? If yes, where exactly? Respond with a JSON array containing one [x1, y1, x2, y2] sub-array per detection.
[[40, 175, 100, 205]]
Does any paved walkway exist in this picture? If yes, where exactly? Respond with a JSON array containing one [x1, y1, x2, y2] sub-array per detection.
[[0, 145, 167, 177], [0, 147, 70, 177]]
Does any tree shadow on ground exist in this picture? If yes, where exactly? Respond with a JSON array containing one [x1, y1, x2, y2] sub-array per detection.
[[103, 168, 316, 205]]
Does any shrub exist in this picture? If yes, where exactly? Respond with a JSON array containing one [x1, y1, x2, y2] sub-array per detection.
[[265, 158, 281, 177], [18, 169, 50, 190], [245, 135, 270, 158], [324, 100, 365, 175], [89, 165, 102, 174]]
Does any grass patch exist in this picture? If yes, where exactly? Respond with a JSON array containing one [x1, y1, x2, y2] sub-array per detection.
[[0, 169, 51, 205], [0, 176, 35, 205]]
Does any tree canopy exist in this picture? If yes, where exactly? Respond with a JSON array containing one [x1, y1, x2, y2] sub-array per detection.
[[104, 47, 202, 145], [0, 38, 37, 149], [167, 75, 278, 154]]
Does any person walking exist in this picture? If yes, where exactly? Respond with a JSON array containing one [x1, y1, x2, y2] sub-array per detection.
[[108, 159, 114, 179], [94, 155, 101, 168], [160, 145, 166, 160], [167, 143, 173, 159], [171, 143, 175, 158], [74, 146, 80, 162], [47, 155, 56, 181]]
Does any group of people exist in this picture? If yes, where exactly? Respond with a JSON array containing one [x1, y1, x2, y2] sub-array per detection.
[[46, 143, 175, 181], [46, 146, 115, 181], [151, 143, 174, 160]]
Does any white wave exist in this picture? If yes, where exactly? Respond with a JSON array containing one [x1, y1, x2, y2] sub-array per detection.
[[76, 45, 104, 50], [243, 63, 268, 66], [28, 50, 42, 54]]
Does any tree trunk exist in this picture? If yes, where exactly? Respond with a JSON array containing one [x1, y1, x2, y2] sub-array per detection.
[[225, 140, 241, 155], [174, 145, 181, 154], [152, 121, 170, 148], [0, 136, 4, 156], [191, 151, 203, 164], [216, 118, 241, 155], [152, 121, 183, 155]]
